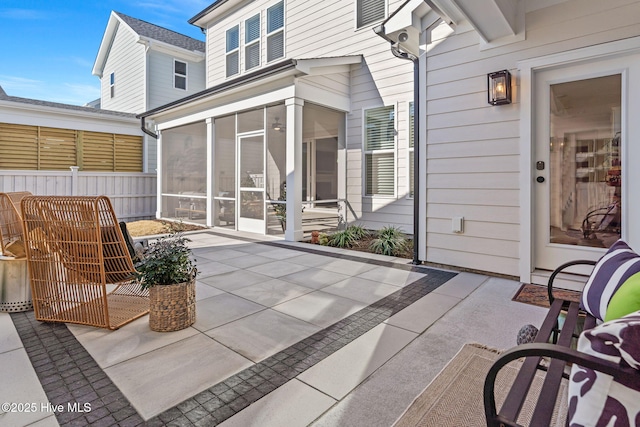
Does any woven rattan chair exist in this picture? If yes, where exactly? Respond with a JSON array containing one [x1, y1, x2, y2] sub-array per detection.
[[21, 195, 149, 330], [0, 191, 31, 257]]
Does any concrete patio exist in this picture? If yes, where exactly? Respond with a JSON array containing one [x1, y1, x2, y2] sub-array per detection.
[[0, 229, 549, 426]]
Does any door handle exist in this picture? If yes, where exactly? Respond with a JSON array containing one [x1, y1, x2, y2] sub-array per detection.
[[536, 176, 545, 183]]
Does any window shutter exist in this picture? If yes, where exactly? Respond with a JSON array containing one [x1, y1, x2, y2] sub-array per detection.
[[365, 106, 395, 151], [245, 15, 260, 43], [267, 2, 284, 33], [358, 0, 385, 28], [267, 32, 284, 62], [366, 153, 394, 196], [226, 51, 239, 77], [245, 43, 260, 70]]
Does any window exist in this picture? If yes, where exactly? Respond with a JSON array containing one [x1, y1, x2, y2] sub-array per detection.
[[109, 72, 115, 98], [408, 102, 414, 198], [174, 60, 187, 90], [266, 1, 284, 62], [364, 106, 395, 196], [226, 25, 240, 77], [357, 0, 385, 28], [245, 14, 261, 70]]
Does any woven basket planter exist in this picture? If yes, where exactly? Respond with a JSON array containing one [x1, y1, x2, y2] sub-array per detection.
[[148, 278, 196, 332]]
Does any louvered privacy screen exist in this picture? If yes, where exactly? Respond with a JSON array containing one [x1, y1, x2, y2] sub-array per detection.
[[0, 123, 142, 171], [357, 0, 385, 28], [365, 106, 395, 196]]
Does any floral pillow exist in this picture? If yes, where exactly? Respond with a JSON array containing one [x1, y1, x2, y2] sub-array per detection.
[[581, 239, 640, 320], [568, 311, 640, 426]]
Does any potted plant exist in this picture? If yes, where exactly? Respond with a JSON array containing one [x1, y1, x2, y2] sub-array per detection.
[[136, 233, 197, 332]]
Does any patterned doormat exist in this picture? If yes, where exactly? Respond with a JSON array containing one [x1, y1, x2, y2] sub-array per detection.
[[512, 283, 581, 308]]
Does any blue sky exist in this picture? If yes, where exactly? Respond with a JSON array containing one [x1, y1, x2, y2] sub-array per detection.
[[0, 0, 209, 105]]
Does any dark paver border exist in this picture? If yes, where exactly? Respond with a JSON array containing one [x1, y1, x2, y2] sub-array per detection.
[[12, 233, 456, 426]]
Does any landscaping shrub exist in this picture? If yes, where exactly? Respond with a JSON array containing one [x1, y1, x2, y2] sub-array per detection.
[[369, 225, 408, 256]]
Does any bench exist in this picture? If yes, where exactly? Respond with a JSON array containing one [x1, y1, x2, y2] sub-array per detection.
[[484, 259, 640, 427]]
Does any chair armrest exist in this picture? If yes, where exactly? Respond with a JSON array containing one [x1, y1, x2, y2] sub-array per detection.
[[484, 342, 637, 426], [547, 260, 597, 304]]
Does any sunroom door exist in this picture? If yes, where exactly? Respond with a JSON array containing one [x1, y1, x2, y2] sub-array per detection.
[[534, 53, 640, 270], [237, 134, 265, 233]]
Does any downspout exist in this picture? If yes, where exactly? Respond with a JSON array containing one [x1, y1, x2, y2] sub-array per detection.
[[140, 116, 158, 139], [391, 46, 421, 265]]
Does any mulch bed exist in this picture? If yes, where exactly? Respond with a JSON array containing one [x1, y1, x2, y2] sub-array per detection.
[[512, 283, 581, 308]]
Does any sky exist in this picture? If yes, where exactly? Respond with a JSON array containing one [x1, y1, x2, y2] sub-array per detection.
[[0, 0, 210, 106]]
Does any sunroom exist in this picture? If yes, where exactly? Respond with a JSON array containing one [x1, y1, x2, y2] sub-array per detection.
[[140, 56, 362, 240]]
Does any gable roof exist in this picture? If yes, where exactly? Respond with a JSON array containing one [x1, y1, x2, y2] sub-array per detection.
[[93, 11, 205, 77], [114, 12, 205, 53], [0, 85, 7, 99]]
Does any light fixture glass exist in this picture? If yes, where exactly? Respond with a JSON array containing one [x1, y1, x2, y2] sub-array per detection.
[[272, 117, 284, 132], [488, 70, 512, 105]]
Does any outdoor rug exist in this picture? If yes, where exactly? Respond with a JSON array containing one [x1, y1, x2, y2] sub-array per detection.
[[392, 343, 568, 427], [512, 283, 581, 308]]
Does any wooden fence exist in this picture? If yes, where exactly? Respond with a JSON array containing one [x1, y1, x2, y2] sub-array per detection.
[[0, 168, 156, 222]]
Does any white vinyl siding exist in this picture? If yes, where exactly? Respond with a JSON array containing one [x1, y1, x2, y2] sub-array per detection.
[[245, 14, 261, 70], [266, 1, 285, 62], [364, 106, 395, 197], [147, 51, 205, 110], [226, 25, 240, 77], [174, 60, 187, 90], [100, 24, 145, 113], [357, 0, 386, 28]]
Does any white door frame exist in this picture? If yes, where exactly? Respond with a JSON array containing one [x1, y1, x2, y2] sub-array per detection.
[[518, 36, 640, 283]]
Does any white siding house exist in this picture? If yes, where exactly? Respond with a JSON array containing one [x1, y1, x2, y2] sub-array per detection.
[[140, 0, 640, 282], [92, 11, 207, 172], [376, 0, 640, 282]]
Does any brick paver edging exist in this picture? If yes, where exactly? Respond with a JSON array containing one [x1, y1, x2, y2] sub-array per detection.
[[12, 237, 456, 426]]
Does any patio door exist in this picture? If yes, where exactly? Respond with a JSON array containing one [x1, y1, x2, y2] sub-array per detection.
[[534, 53, 640, 270], [237, 134, 265, 233]]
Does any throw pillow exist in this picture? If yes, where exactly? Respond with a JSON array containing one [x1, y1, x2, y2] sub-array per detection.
[[605, 272, 640, 322], [581, 239, 640, 320], [567, 311, 640, 426]]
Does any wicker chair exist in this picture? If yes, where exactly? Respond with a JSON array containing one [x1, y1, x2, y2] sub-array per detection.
[[0, 191, 31, 257], [21, 195, 149, 330]]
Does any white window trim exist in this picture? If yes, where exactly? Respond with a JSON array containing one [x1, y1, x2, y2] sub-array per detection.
[[354, 0, 387, 31], [173, 59, 188, 90], [266, 1, 285, 64], [109, 72, 115, 98], [407, 101, 414, 199], [362, 103, 398, 199], [225, 25, 240, 78], [244, 13, 261, 71]]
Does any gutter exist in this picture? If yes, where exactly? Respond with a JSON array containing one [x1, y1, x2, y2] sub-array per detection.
[[141, 117, 158, 139], [374, 24, 422, 266]]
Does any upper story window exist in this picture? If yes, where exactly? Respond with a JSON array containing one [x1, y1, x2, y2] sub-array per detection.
[[357, 0, 386, 28], [174, 60, 187, 90], [109, 72, 115, 98], [364, 105, 396, 197], [266, 1, 285, 62], [226, 25, 240, 77], [245, 14, 261, 71]]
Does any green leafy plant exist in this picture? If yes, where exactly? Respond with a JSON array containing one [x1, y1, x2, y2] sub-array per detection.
[[136, 233, 196, 290], [327, 227, 358, 248], [369, 225, 408, 256], [346, 224, 369, 240], [318, 232, 330, 246]]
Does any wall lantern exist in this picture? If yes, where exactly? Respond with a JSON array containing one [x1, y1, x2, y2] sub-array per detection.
[[488, 70, 512, 105], [272, 117, 284, 132]]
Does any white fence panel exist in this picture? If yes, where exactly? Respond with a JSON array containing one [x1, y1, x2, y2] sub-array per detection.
[[0, 169, 156, 222]]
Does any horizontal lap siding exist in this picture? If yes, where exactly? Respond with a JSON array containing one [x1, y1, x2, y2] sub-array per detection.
[[424, 0, 640, 275], [204, 0, 415, 230], [148, 51, 206, 110]]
